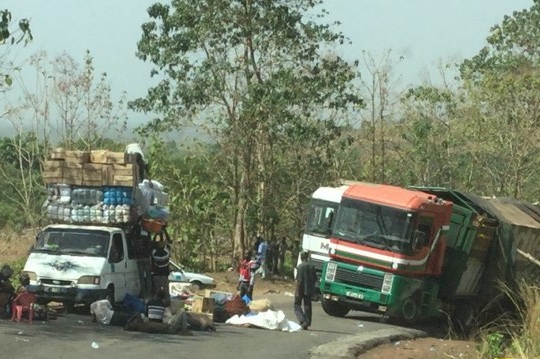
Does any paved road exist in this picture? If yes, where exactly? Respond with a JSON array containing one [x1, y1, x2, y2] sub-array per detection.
[[0, 294, 399, 359]]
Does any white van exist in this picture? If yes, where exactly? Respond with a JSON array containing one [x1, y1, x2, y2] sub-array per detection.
[[22, 224, 143, 308]]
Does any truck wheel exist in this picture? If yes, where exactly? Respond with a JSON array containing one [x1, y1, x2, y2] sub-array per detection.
[[401, 298, 418, 322], [321, 298, 350, 317]]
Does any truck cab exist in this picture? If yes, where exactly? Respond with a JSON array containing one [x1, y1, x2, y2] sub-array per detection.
[[297, 186, 348, 282], [320, 183, 453, 322], [23, 224, 142, 308]]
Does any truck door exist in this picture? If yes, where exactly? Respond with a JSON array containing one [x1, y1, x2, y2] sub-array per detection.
[[107, 232, 127, 302]]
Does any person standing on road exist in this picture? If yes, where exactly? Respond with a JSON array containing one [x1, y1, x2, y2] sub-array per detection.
[[255, 236, 269, 279], [238, 254, 252, 299], [151, 228, 172, 299], [294, 251, 317, 330]]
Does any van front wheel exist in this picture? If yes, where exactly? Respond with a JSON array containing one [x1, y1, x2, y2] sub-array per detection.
[[106, 285, 115, 305]]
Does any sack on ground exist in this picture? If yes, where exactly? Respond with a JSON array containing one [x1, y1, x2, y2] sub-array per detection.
[[248, 298, 274, 313]]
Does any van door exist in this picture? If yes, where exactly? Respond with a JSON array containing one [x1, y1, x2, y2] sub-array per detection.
[[107, 232, 127, 302], [124, 232, 142, 297]]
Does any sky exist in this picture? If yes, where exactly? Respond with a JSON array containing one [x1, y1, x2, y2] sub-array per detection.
[[2, 0, 535, 134]]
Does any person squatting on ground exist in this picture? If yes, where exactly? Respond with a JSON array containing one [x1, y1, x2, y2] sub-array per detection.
[[90, 299, 135, 326], [146, 290, 167, 322], [294, 251, 318, 330], [0, 265, 15, 318]]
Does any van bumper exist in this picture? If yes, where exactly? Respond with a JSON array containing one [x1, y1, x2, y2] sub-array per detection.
[[28, 285, 107, 305]]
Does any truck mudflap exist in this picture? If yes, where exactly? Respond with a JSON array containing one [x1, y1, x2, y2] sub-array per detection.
[[28, 284, 107, 305]]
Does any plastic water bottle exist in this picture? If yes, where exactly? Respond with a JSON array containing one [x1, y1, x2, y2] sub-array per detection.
[[64, 206, 71, 222], [115, 205, 123, 223], [122, 205, 130, 223]]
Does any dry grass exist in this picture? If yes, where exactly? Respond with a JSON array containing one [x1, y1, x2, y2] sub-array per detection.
[[475, 280, 540, 359], [0, 228, 36, 262]]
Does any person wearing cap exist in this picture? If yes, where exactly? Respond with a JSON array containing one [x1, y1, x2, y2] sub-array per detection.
[[294, 251, 318, 330]]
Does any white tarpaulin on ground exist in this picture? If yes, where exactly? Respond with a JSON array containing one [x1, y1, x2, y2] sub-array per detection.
[[225, 309, 302, 332]]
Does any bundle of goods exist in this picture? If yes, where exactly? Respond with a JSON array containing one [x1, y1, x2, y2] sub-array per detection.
[[42, 148, 170, 226], [45, 184, 134, 224]]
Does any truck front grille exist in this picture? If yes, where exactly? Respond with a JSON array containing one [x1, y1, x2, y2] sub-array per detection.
[[310, 259, 324, 272], [335, 267, 383, 291]]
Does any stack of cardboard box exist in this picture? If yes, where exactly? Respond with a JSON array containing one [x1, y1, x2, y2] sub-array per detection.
[[42, 148, 139, 187]]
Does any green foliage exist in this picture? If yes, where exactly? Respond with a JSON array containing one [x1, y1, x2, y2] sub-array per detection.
[[131, 0, 362, 258], [0, 9, 32, 89]]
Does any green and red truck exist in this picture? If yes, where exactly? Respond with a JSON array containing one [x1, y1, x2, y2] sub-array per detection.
[[318, 183, 532, 324]]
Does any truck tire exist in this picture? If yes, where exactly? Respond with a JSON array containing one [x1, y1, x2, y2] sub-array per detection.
[[401, 291, 422, 324], [321, 298, 350, 317]]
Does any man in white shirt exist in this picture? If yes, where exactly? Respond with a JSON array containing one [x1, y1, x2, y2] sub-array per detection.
[[90, 299, 114, 325], [90, 299, 134, 326]]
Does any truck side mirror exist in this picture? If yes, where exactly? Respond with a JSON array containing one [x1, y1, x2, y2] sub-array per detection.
[[413, 230, 427, 250]]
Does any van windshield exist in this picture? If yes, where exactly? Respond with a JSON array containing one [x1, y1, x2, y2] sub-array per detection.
[[34, 228, 110, 257]]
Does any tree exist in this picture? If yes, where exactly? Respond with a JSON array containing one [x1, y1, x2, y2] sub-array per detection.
[[460, 0, 540, 199], [132, 0, 361, 259], [0, 50, 128, 228], [0, 10, 32, 90]]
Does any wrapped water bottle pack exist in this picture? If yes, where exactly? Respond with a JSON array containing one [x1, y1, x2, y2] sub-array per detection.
[[45, 183, 136, 224]]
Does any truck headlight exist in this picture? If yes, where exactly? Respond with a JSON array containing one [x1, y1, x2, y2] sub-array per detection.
[[78, 276, 101, 285], [381, 273, 393, 294], [325, 262, 337, 282]]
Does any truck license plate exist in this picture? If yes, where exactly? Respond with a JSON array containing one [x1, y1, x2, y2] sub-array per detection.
[[346, 291, 364, 300]]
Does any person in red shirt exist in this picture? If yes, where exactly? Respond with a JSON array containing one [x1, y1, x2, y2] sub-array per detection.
[[238, 254, 252, 300]]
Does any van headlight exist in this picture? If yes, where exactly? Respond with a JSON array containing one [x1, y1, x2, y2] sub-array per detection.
[[325, 262, 337, 282], [381, 273, 393, 294], [78, 276, 101, 285]]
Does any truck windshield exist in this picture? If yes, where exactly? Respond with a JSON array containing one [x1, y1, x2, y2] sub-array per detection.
[[34, 228, 110, 257], [333, 198, 415, 253], [305, 199, 339, 237]]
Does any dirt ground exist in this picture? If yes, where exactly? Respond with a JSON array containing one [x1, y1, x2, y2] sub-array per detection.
[[358, 337, 479, 359]]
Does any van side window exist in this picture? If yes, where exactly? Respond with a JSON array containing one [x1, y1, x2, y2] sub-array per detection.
[[109, 233, 124, 263]]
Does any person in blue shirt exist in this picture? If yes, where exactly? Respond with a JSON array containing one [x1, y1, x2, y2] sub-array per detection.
[[255, 236, 269, 279]]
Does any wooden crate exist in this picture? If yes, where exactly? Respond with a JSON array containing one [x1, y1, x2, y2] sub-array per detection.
[[191, 296, 214, 314], [90, 150, 109, 164], [111, 175, 134, 187], [50, 148, 66, 160], [82, 163, 104, 186], [42, 160, 65, 184], [65, 151, 90, 164], [106, 152, 126, 164], [111, 163, 134, 176], [62, 163, 83, 185], [204, 289, 233, 299], [90, 150, 126, 165]]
